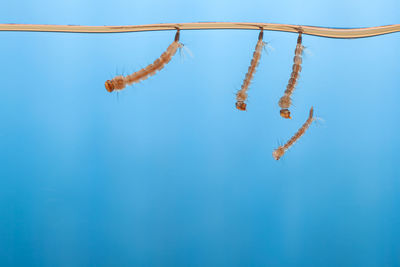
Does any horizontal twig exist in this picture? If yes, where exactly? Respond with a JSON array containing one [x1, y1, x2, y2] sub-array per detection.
[[0, 22, 399, 38]]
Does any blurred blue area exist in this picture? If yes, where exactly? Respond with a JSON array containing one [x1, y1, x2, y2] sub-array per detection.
[[0, 0, 399, 266]]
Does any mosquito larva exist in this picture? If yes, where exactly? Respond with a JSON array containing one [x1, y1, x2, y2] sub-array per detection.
[[235, 29, 265, 111], [105, 29, 183, 92], [273, 106, 314, 160], [278, 32, 304, 119]]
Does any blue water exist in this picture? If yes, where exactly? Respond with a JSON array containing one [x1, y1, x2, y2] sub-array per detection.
[[1, 0, 399, 266]]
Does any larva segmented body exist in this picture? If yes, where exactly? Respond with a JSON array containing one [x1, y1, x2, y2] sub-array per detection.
[[235, 29, 265, 111], [273, 106, 314, 160], [105, 29, 182, 92], [278, 32, 304, 119]]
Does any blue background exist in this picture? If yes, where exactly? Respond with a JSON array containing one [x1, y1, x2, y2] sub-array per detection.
[[0, 0, 399, 266]]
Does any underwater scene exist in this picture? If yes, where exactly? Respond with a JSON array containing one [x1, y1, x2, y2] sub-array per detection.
[[0, 0, 399, 266]]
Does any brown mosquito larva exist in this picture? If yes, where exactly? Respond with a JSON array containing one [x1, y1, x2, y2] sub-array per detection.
[[105, 29, 183, 92], [273, 106, 314, 160], [235, 29, 265, 111], [278, 32, 304, 118]]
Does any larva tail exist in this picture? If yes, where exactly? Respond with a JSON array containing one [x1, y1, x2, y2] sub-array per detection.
[[235, 29, 265, 111], [105, 29, 182, 93], [273, 106, 314, 160]]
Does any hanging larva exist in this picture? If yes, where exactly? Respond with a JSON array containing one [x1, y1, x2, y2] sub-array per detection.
[[105, 29, 183, 92], [278, 31, 304, 119], [235, 29, 265, 111], [273, 106, 314, 160]]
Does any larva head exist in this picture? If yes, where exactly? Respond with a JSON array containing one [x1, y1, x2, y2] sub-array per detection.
[[105, 76, 126, 93], [272, 147, 285, 160], [105, 80, 114, 92], [236, 101, 247, 111], [280, 109, 291, 119]]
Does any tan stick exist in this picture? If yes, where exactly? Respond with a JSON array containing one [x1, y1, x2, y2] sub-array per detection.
[[1, 23, 400, 38]]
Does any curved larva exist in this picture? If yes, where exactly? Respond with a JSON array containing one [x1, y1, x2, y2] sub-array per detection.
[[105, 29, 182, 92], [278, 32, 304, 119], [273, 106, 314, 160], [235, 29, 265, 111]]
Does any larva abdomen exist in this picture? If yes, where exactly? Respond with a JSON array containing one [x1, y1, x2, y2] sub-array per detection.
[[294, 55, 302, 64]]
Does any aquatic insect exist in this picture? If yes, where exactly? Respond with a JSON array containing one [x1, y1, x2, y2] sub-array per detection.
[[235, 29, 265, 111], [273, 106, 314, 160], [104, 29, 183, 92], [278, 31, 304, 119]]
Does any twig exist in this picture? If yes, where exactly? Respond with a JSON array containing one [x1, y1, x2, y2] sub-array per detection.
[[1, 22, 399, 38]]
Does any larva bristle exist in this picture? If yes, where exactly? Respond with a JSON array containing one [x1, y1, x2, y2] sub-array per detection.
[[278, 32, 304, 118], [235, 29, 265, 110], [105, 30, 181, 93], [273, 106, 314, 160]]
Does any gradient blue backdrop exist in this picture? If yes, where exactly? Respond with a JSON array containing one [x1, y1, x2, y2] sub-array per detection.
[[0, 0, 399, 266]]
